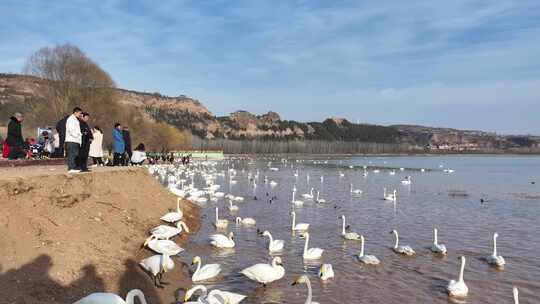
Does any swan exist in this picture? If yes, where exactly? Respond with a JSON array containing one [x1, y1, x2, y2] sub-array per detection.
[[339, 171, 344, 178], [150, 221, 189, 240], [318, 264, 334, 281], [269, 180, 278, 187], [401, 176, 411, 185], [209, 232, 235, 248], [291, 190, 304, 206], [214, 207, 228, 229], [240, 257, 285, 285], [73, 289, 147, 304], [431, 228, 447, 255], [340, 215, 360, 240], [301, 232, 324, 260], [184, 285, 246, 304], [191, 256, 221, 282], [292, 275, 320, 304], [357, 235, 380, 265], [291, 211, 310, 231], [350, 184, 362, 195], [236, 216, 256, 226], [383, 188, 397, 201], [389, 170, 396, 176], [233, 196, 244, 202], [302, 188, 314, 200], [160, 198, 183, 223], [390, 230, 415, 256], [262, 230, 284, 253], [513, 287, 519, 304], [447, 256, 469, 298], [486, 232, 506, 267], [142, 235, 184, 255], [139, 254, 174, 287], [228, 200, 239, 212], [315, 191, 326, 203]]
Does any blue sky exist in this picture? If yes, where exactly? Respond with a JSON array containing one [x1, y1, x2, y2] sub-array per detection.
[[1, 0, 539, 134]]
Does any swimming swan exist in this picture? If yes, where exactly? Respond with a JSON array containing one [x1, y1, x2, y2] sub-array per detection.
[[191, 256, 221, 282], [139, 254, 174, 287], [214, 207, 229, 229], [291, 211, 310, 231], [358, 235, 380, 265], [142, 235, 184, 256], [350, 184, 363, 195], [431, 228, 447, 255], [447, 256, 469, 298], [184, 285, 246, 304], [340, 215, 360, 240], [301, 188, 314, 200], [318, 264, 334, 280], [150, 221, 189, 240], [315, 191, 326, 203], [262, 230, 284, 253], [384, 188, 397, 201], [301, 232, 324, 260], [292, 275, 320, 304], [160, 198, 183, 223], [236, 216, 256, 226], [390, 230, 415, 256], [291, 189, 305, 207], [486, 232, 506, 267], [209, 232, 235, 248], [240, 257, 285, 285], [73, 289, 147, 304], [228, 200, 239, 212]]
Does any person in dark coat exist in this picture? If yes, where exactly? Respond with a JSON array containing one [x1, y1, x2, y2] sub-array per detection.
[[122, 126, 132, 166], [6, 112, 26, 159], [55, 114, 69, 157], [77, 112, 93, 171]]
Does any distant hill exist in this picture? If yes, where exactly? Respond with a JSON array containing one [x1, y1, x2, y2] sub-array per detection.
[[1, 73, 538, 153]]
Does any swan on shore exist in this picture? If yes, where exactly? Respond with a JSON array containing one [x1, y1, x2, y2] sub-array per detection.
[[184, 285, 246, 304], [210, 232, 235, 248], [487, 232, 506, 267], [292, 275, 320, 304], [142, 235, 184, 256], [262, 230, 284, 253], [301, 232, 324, 260], [340, 215, 360, 240], [150, 221, 189, 240], [291, 211, 310, 231], [236, 216, 256, 226], [390, 230, 415, 256], [358, 235, 380, 265], [240, 257, 285, 285], [214, 207, 228, 229], [447, 256, 469, 298], [431, 228, 447, 255], [318, 264, 334, 281], [73, 289, 147, 304], [160, 198, 183, 223], [139, 254, 174, 287], [191, 256, 221, 282]]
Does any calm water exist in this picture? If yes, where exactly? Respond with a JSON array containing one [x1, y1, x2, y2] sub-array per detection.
[[175, 155, 540, 303]]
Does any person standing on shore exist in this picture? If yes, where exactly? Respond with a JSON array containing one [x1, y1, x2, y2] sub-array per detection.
[[122, 126, 132, 166], [89, 126, 104, 166], [65, 107, 83, 173], [77, 112, 93, 172], [55, 114, 69, 157], [6, 112, 26, 160], [112, 123, 125, 166]]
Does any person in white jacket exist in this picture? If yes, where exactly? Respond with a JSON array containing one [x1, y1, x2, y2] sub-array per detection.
[[65, 107, 83, 173], [89, 126, 104, 166]]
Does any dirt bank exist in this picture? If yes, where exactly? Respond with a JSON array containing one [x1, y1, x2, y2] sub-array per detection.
[[0, 167, 200, 304]]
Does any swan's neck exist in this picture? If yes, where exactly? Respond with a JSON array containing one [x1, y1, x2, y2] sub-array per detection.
[[360, 238, 365, 257], [458, 258, 465, 282], [215, 208, 219, 222], [433, 229, 438, 245], [393, 232, 399, 248], [292, 213, 296, 228], [305, 279, 313, 304], [126, 289, 147, 304], [316, 191, 319, 200], [176, 199, 181, 213], [194, 260, 201, 275], [493, 235, 498, 256], [384, 188, 387, 196], [267, 233, 274, 249], [341, 217, 346, 235], [292, 191, 296, 201], [513, 288, 519, 304], [304, 234, 310, 254]]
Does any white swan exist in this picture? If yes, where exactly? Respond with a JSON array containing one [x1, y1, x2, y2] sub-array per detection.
[[209, 232, 235, 248], [513, 287, 519, 304], [447, 256, 469, 298], [401, 176, 411, 185], [269, 180, 278, 187], [291, 211, 310, 231], [302, 232, 324, 260], [262, 230, 284, 253], [291, 189, 304, 206], [191, 256, 221, 282], [315, 191, 326, 203], [318, 264, 334, 281], [292, 275, 320, 304], [431, 228, 447, 255], [73, 289, 147, 304], [150, 221, 189, 240], [350, 184, 362, 195], [139, 254, 174, 287], [235, 216, 256, 226], [143, 235, 184, 256], [228, 200, 239, 212], [340, 215, 360, 240], [233, 196, 245, 202], [390, 230, 415, 256], [160, 198, 183, 223], [389, 170, 396, 176], [184, 285, 246, 304], [301, 188, 314, 200], [214, 207, 228, 229], [486, 232, 506, 267], [240, 257, 285, 285], [357, 235, 380, 265], [383, 188, 397, 201]]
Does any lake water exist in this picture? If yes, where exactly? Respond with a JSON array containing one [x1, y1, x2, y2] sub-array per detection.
[[172, 155, 540, 303]]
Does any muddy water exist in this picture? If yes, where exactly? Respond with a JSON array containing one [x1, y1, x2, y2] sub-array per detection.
[[181, 155, 540, 303]]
